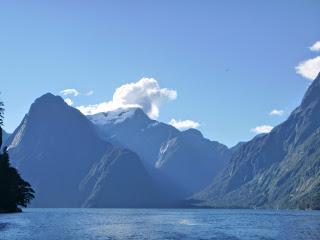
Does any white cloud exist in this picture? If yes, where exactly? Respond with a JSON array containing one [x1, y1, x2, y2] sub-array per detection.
[[295, 42, 320, 80], [310, 41, 320, 52], [250, 125, 273, 134], [86, 90, 94, 96], [169, 119, 200, 130], [64, 98, 73, 106], [295, 56, 320, 81], [269, 109, 284, 116], [77, 78, 177, 118], [60, 89, 80, 97]]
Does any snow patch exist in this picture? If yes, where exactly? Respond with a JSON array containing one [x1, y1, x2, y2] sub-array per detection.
[[147, 122, 159, 128], [88, 108, 137, 125], [155, 138, 177, 168]]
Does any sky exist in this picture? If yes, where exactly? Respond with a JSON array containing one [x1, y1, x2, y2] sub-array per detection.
[[0, 0, 319, 147]]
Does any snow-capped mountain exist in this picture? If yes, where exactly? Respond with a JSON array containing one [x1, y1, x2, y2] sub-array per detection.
[[88, 107, 230, 197], [89, 108, 137, 125]]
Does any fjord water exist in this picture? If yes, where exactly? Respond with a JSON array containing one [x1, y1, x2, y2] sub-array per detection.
[[1, 209, 319, 240]]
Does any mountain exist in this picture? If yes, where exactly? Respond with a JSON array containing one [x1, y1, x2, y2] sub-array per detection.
[[156, 128, 230, 196], [89, 108, 179, 168], [88, 108, 230, 197], [5, 93, 162, 208], [80, 148, 165, 208], [1, 130, 10, 145], [193, 73, 320, 210]]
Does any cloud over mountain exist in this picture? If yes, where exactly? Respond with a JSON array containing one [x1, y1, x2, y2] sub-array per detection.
[[60, 89, 80, 96], [64, 98, 73, 106], [77, 78, 177, 119], [169, 119, 200, 130], [296, 56, 320, 81]]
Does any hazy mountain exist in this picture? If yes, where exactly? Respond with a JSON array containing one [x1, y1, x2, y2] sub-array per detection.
[[156, 129, 230, 196], [5, 93, 162, 207], [80, 148, 165, 208], [89, 108, 230, 197], [193, 73, 320, 210]]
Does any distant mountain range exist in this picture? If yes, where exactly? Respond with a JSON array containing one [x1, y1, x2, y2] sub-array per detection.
[[3, 73, 320, 209], [193, 73, 320, 210], [4, 93, 228, 207], [88, 108, 230, 197]]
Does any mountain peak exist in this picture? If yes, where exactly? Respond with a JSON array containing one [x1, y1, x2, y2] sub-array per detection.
[[36, 92, 61, 101], [25, 93, 80, 129], [88, 107, 150, 125], [301, 72, 320, 107], [182, 128, 203, 138], [32, 93, 65, 109]]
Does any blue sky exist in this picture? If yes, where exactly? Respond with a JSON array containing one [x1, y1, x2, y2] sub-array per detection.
[[0, 0, 319, 147]]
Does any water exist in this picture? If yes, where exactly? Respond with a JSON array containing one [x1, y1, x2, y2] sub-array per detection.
[[0, 208, 320, 240]]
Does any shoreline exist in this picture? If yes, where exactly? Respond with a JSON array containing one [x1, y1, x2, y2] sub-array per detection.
[[0, 207, 22, 214]]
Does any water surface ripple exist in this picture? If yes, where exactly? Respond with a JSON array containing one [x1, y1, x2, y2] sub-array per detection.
[[0, 208, 319, 240]]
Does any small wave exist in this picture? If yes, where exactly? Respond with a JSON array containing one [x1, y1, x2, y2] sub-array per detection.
[[178, 219, 196, 226]]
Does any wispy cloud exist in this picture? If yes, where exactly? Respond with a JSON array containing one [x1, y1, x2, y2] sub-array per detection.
[[77, 78, 177, 119], [251, 125, 273, 134], [60, 89, 80, 97], [269, 109, 284, 116], [310, 41, 320, 52], [169, 119, 200, 130], [64, 98, 73, 106], [86, 90, 94, 96]]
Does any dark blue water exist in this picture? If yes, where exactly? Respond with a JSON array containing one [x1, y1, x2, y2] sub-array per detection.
[[0, 208, 319, 240]]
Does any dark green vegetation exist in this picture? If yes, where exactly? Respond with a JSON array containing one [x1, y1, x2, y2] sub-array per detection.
[[194, 73, 320, 210], [0, 98, 34, 213]]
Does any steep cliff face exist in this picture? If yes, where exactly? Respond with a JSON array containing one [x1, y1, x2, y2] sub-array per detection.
[[194, 73, 320, 210]]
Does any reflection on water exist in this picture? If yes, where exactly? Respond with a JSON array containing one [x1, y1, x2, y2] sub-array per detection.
[[0, 208, 319, 240]]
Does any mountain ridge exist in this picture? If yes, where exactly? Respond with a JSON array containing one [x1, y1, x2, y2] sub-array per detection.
[[193, 73, 320, 209], [88, 107, 230, 197]]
